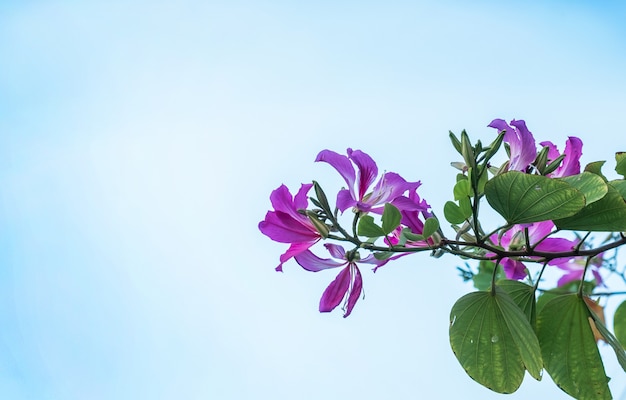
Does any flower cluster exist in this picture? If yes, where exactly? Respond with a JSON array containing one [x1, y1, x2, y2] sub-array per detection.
[[486, 119, 599, 282], [259, 148, 432, 317], [488, 118, 583, 177], [258, 183, 322, 272]]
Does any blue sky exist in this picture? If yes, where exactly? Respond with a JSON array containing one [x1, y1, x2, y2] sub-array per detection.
[[2, 1, 626, 399]]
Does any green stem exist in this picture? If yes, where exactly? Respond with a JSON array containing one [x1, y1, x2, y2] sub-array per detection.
[[533, 262, 549, 292], [574, 231, 592, 252], [352, 212, 360, 240], [577, 256, 593, 298], [491, 258, 502, 295]]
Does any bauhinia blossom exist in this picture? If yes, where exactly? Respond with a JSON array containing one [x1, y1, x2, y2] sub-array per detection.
[[489, 118, 583, 177], [488, 119, 537, 172], [553, 253, 604, 287], [315, 148, 421, 213], [294, 244, 400, 317], [489, 221, 577, 280], [258, 183, 322, 271], [385, 187, 434, 255], [540, 136, 583, 177]]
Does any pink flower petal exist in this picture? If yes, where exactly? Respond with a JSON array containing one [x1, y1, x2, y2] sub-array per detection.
[[347, 148, 378, 199], [259, 211, 319, 243], [502, 258, 528, 280], [509, 119, 537, 172], [319, 267, 351, 313], [315, 150, 356, 195], [554, 136, 583, 177], [344, 265, 362, 318], [324, 243, 346, 259], [276, 241, 319, 271], [294, 249, 345, 272]]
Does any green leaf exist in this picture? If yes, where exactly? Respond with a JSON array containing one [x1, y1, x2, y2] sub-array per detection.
[[400, 228, 424, 242], [484, 171, 585, 224], [585, 161, 608, 181], [536, 280, 593, 314], [558, 172, 608, 206], [422, 217, 439, 238], [449, 290, 543, 394], [616, 152, 626, 178], [611, 179, 626, 201], [615, 300, 626, 350], [537, 294, 611, 400], [536, 291, 558, 315], [357, 215, 384, 238], [496, 280, 537, 329], [458, 197, 472, 218], [587, 302, 626, 372], [554, 184, 626, 231], [472, 260, 503, 291], [444, 201, 467, 224], [373, 251, 394, 261], [381, 203, 401, 235], [453, 179, 471, 200]]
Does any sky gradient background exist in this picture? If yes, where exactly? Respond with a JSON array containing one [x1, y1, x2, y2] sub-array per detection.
[[2, 1, 626, 399]]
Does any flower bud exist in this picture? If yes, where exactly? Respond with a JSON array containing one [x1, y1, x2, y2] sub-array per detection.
[[306, 211, 330, 238]]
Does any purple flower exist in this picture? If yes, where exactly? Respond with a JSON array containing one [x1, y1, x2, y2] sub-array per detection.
[[385, 187, 434, 251], [315, 148, 420, 213], [553, 254, 604, 287], [489, 221, 577, 280], [294, 244, 398, 317], [489, 118, 584, 178], [259, 184, 321, 272], [488, 119, 537, 172], [539, 136, 583, 177]]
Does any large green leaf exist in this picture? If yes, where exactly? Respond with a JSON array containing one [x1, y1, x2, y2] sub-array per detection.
[[554, 184, 626, 231], [537, 294, 611, 400], [496, 280, 537, 329], [449, 290, 543, 394], [484, 171, 585, 224], [558, 172, 608, 206]]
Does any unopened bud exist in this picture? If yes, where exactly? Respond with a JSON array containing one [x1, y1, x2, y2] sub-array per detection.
[[306, 211, 330, 238]]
